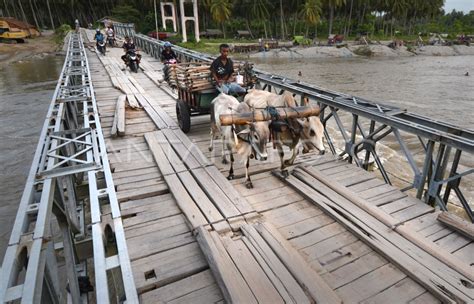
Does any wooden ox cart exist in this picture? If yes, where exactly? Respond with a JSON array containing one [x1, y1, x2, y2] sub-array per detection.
[[167, 62, 256, 133]]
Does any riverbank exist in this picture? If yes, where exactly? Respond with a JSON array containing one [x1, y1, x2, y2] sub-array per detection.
[[247, 44, 474, 59], [0, 30, 65, 67]]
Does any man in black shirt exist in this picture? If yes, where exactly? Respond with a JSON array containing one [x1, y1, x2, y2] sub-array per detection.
[[210, 44, 245, 95], [161, 41, 179, 64]]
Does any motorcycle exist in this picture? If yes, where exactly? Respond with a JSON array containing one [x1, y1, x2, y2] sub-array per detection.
[[107, 35, 115, 47], [126, 50, 140, 73], [164, 58, 178, 65], [97, 40, 106, 55]]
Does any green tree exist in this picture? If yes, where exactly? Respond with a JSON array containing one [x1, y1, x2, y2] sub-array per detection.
[[210, 0, 232, 38], [301, 0, 322, 36], [326, 0, 346, 35]]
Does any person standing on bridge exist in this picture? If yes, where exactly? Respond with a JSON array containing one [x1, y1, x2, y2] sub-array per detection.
[[210, 44, 246, 95]]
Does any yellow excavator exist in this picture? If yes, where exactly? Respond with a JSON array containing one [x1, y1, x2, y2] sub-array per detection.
[[0, 20, 28, 43]]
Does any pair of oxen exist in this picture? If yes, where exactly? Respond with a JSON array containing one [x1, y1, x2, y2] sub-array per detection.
[[209, 89, 326, 189]]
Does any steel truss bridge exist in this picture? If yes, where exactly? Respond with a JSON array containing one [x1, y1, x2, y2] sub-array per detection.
[[0, 33, 138, 303], [0, 24, 472, 303]]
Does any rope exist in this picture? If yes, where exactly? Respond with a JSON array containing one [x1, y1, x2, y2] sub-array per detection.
[[264, 106, 280, 121]]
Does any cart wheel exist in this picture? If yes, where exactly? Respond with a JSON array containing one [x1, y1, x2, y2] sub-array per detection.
[[176, 100, 191, 133]]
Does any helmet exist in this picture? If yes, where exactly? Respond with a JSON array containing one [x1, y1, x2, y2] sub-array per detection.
[[96, 28, 100, 33], [125, 36, 130, 40], [164, 41, 172, 48]]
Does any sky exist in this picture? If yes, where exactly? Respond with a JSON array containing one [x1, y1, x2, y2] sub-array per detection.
[[444, 0, 474, 13]]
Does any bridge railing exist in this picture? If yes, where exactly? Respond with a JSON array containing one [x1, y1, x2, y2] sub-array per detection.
[[132, 31, 474, 222], [0, 32, 138, 303]]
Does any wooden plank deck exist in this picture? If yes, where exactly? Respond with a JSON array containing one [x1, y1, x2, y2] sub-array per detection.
[[86, 35, 473, 303]]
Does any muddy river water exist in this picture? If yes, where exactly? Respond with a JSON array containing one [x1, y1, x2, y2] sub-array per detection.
[[0, 53, 472, 260], [0, 55, 64, 260]]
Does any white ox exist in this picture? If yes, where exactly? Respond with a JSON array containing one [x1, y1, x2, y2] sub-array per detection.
[[209, 93, 270, 188], [244, 89, 325, 171]]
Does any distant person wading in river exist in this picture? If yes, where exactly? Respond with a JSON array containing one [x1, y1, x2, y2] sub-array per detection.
[[210, 44, 245, 95]]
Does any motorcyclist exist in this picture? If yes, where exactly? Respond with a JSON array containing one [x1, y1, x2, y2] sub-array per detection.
[[161, 41, 179, 64], [121, 36, 141, 66], [74, 19, 80, 33], [106, 26, 115, 46], [94, 29, 105, 50]]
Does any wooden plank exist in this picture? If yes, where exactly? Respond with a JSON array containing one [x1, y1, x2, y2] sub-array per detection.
[[281, 169, 472, 303], [205, 166, 255, 215], [120, 193, 172, 211], [289, 220, 344, 250], [254, 222, 342, 303], [191, 168, 241, 219], [390, 203, 434, 223], [128, 230, 195, 261], [132, 242, 208, 294], [378, 197, 417, 214], [335, 264, 406, 303], [370, 190, 409, 207], [221, 237, 285, 304], [135, 93, 168, 129], [113, 171, 161, 186], [139, 270, 219, 303], [167, 283, 223, 304], [153, 131, 188, 173], [164, 174, 209, 229], [360, 277, 426, 304], [240, 228, 311, 304], [302, 231, 358, 261], [144, 132, 175, 176], [452, 242, 474, 266], [127, 94, 140, 108], [437, 212, 474, 240], [161, 128, 201, 169], [195, 227, 257, 304], [176, 171, 225, 223], [252, 193, 303, 213], [263, 202, 324, 229], [336, 171, 375, 187], [142, 92, 178, 128], [321, 251, 387, 289], [116, 94, 126, 136], [172, 129, 212, 167], [408, 292, 442, 304], [347, 177, 385, 193], [280, 212, 335, 240], [435, 232, 472, 253], [116, 183, 168, 202], [117, 178, 164, 192], [125, 214, 186, 239], [317, 240, 372, 272], [123, 201, 181, 228], [110, 160, 156, 173]]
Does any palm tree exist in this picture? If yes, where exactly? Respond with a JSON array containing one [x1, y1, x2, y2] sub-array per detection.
[[250, 0, 271, 38], [210, 0, 232, 38], [326, 0, 346, 35], [301, 0, 322, 36], [46, 0, 55, 29]]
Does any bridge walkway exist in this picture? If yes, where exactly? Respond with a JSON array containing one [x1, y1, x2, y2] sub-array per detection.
[[84, 30, 472, 303]]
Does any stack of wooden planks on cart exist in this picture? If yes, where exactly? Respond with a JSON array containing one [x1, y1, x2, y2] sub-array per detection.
[[175, 63, 214, 92], [164, 61, 256, 92], [143, 129, 342, 303]]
